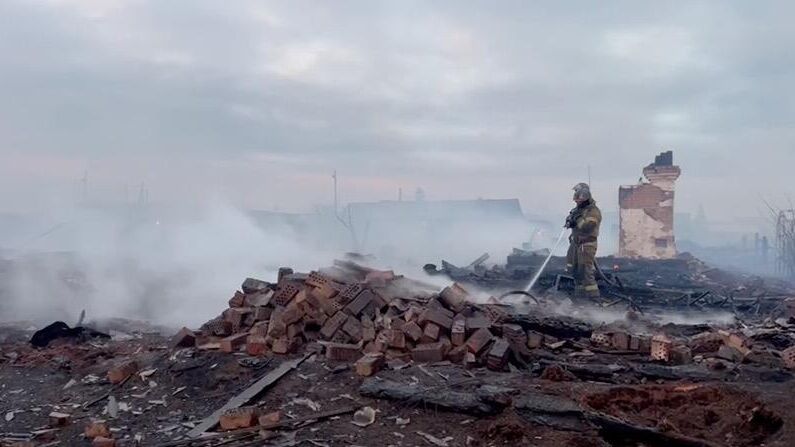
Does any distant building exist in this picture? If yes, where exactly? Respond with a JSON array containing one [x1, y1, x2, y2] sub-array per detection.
[[618, 151, 681, 259], [348, 198, 525, 224]]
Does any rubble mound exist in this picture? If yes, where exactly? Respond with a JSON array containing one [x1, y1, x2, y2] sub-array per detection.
[[583, 385, 782, 446]]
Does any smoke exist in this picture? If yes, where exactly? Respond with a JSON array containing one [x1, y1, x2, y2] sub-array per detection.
[[1, 201, 336, 328]]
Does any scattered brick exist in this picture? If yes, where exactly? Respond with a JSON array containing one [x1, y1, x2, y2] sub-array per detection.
[[651, 334, 672, 362], [320, 311, 349, 339], [384, 329, 406, 349], [612, 331, 630, 350], [412, 342, 447, 363], [419, 308, 452, 330], [241, 277, 269, 294], [220, 406, 259, 430], [447, 345, 468, 363], [272, 337, 299, 354], [421, 323, 441, 343], [246, 335, 269, 356], [465, 316, 491, 333], [355, 353, 385, 377], [273, 283, 300, 306], [224, 307, 252, 329], [345, 289, 375, 316], [48, 412, 71, 427], [108, 360, 138, 384], [466, 328, 494, 355], [402, 321, 423, 342], [220, 333, 249, 353], [450, 315, 466, 346], [229, 291, 246, 308], [527, 331, 544, 349], [92, 437, 116, 447], [259, 411, 281, 426], [439, 283, 469, 313], [342, 316, 363, 341], [171, 327, 196, 348], [85, 420, 111, 439], [325, 342, 362, 362], [487, 338, 510, 371]]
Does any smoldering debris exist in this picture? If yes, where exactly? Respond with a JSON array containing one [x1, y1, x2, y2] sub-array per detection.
[[2, 255, 795, 446]]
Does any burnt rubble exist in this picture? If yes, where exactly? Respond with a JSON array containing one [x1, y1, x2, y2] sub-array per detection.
[[4, 258, 795, 446]]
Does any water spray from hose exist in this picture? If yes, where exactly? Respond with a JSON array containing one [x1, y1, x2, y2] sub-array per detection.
[[524, 227, 568, 293]]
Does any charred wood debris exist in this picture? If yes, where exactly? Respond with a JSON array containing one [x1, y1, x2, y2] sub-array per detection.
[[3, 253, 795, 446]]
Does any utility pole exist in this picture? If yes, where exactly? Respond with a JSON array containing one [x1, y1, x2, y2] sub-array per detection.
[[80, 170, 88, 203], [587, 165, 591, 187], [332, 170, 338, 213]]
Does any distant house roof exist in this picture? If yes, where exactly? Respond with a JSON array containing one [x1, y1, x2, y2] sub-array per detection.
[[347, 199, 525, 223]]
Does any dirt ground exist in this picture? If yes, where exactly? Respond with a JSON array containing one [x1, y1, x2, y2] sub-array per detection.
[[2, 330, 794, 447]]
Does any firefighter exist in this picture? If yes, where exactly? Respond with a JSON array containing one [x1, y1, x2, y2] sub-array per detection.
[[564, 183, 602, 298]]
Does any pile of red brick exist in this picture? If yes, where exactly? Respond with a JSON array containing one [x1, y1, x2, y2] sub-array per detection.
[[171, 261, 523, 374]]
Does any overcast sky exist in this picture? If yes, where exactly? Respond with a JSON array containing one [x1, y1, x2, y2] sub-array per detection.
[[0, 0, 793, 220]]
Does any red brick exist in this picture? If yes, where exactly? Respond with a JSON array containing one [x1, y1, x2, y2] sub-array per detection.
[[345, 289, 375, 316], [465, 316, 491, 333], [49, 411, 71, 427], [272, 337, 299, 354], [171, 327, 196, 348], [385, 349, 411, 362], [306, 287, 339, 316], [439, 283, 469, 313], [306, 271, 331, 288], [447, 345, 467, 363], [246, 336, 269, 356], [220, 333, 249, 353], [220, 406, 259, 430], [421, 323, 441, 343], [486, 338, 510, 371], [85, 420, 111, 439], [612, 331, 630, 351], [355, 353, 385, 377], [361, 316, 376, 342], [279, 303, 304, 325], [229, 291, 246, 308], [273, 282, 300, 306], [224, 307, 252, 329], [527, 331, 544, 349], [419, 309, 452, 330], [670, 345, 692, 364], [342, 316, 363, 341], [404, 306, 423, 322], [286, 321, 304, 340], [245, 290, 273, 307], [482, 305, 508, 324], [250, 321, 269, 337], [466, 328, 493, 355], [320, 311, 348, 339], [325, 342, 362, 362], [412, 342, 447, 363], [651, 334, 672, 362], [203, 318, 233, 336], [781, 346, 795, 369], [108, 360, 138, 384], [383, 329, 406, 349], [92, 437, 116, 447], [331, 330, 352, 344], [451, 316, 466, 346], [252, 307, 272, 322], [242, 277, 270, 294], [402, 321, 423, 342], [339, 283, 365, 303], [258, 411, 281, 426]]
